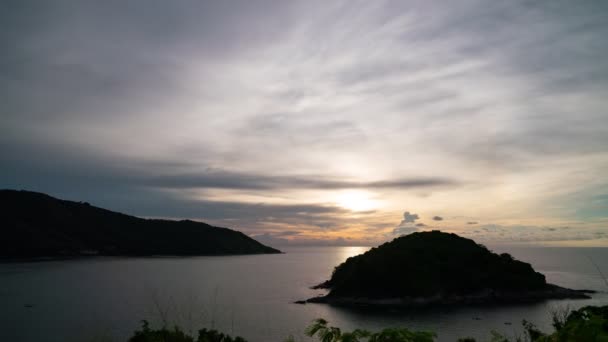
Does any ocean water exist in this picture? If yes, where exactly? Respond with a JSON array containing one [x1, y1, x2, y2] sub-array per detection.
[[1, 246, 607, 342]]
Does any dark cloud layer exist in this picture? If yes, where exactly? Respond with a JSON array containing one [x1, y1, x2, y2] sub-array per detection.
[[0, 137, 456, 204], [146, 172, 456, 191], [1, 0, 607, 244]]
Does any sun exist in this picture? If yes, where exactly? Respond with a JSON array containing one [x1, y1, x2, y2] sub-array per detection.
[[335, 190, 378, 212]]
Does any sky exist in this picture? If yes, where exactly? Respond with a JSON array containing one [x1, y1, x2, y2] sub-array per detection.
[[1, 0, 608, 247]]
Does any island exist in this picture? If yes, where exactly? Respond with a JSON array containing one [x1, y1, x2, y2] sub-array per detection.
[[303, 231, 592, 307], [0, 189, 281, 259]]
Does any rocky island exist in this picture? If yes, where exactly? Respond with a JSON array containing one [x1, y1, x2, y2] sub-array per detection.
[[0, 190, 281, 259], [304, 231, 592, 307]]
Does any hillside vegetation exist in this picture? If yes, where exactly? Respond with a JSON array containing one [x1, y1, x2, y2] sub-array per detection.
[[308, 231, 590, 305], [0, 190, 280, 259]]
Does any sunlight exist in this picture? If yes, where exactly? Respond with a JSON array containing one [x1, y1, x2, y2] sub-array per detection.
[[335, 190, 378, 212], [340, 246, 370, 260], [328, 246, 371, 267]]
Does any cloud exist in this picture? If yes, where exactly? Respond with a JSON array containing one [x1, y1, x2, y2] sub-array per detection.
[[401, 211, 420, 224], [101, 195, 350, 225], [392, 211, 422, 236], [145, 171, 457, 191], [272, 230, 301, 237], [467, 221, 478, 225], [445, 224, 608, 244], [0, 136, 458, 196], [416, 223, 427, 227], [1, 0, 608, 246], [432, 216, 443, 221], [252, 232, 376, 247], [250, 233, 290, 248], [392, 226, 419, 236]]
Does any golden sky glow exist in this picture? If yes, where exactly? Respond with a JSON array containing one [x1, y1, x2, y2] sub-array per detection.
[[2, 1, 607, 247]]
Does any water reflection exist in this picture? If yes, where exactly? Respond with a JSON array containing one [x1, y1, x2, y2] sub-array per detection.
[[1, 246, 606, 342], [338, 246, 369, 263]]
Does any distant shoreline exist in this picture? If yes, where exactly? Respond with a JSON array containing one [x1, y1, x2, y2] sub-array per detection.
[[1, 189, 282, 258], [0, 251, 285, 263]]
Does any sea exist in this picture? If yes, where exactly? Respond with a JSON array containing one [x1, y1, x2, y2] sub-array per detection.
[[1, 246, 607, 342]]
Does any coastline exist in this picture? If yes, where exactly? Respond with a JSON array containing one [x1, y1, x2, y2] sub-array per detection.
[[301, 284, 596, 307], [0, 250, 284, 263]]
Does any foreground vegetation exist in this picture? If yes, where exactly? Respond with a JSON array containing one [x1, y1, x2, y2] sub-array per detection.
[[127, 305, 608, 342], [128, 320, 247, 342]]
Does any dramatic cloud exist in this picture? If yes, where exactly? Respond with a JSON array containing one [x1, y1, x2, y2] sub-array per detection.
[[1, 0, 607, 245]]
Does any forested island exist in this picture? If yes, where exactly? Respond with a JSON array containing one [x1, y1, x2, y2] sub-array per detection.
[[0, 190, 280, 259], [304, 231, 592, 306]]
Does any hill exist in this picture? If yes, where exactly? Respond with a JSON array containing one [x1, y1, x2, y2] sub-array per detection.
[[0, 190, 280, 259], [306, 231, 591, 306]]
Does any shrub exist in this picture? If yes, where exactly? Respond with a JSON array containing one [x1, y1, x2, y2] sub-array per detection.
[[305, 318, 435, 342], [128, 320, 248, 342]]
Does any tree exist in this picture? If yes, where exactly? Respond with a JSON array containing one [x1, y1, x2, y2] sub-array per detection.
[[305, 319, 435, 342]]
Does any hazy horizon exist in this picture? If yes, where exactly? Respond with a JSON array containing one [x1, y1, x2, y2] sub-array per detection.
[[2, 1, 607, 247]]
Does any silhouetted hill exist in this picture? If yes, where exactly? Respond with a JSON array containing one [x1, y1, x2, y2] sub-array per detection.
[[0, 190, 281, 259], [306, 231, 591, 306]]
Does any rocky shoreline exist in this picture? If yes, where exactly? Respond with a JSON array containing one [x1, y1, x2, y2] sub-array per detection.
[[298, 284, 595, 307]]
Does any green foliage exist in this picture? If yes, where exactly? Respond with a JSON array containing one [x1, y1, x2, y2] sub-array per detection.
[[549, 305, 571, 331], [538, 305, 608, 341], [488, 330, 510, 342], [305, 318, 435, 342], [197, 328, 247, 342], [129, 320, 194, 342], [304, 306, 607, 342], [128, 321, 248, 342], [482, 305, 608, 342], [521, 320, 544, 341], [282, 335, 297, 342], [128, 305, 608, 342], [367, 327, 435, 342]]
